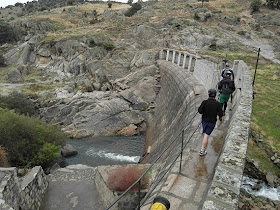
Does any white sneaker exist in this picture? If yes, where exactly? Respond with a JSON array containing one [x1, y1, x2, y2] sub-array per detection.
[[199, 149, 207, 156]]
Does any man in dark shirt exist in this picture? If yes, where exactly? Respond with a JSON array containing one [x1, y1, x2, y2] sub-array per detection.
[[198, 89, 223, 156]]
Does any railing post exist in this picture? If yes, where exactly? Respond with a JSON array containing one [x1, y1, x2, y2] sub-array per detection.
[[138, 180, 141, 210], [172, 49, 176, 63], [182, 53, 187, 69], [179, 130, 184, 174], [177, 52, 181, 66], [159, 49, 164, 60], [166, 49, 169, 61], [188, 55, 193, 72]]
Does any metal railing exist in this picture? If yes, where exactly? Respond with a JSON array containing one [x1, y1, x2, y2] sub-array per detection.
[[106, 111, 201, 209]]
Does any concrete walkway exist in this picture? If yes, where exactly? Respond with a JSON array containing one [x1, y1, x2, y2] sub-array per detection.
[[141, 104, 232, 210], [40, 165, 103, 210]]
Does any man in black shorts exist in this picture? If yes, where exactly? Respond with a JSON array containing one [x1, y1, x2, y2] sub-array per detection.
[[198, 89, 223, 156]]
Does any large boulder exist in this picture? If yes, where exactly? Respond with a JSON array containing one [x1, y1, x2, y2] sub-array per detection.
[[6, 68, 24, 83], [61, 144, 78, 158]]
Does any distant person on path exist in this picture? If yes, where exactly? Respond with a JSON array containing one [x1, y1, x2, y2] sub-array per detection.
[[218, 72, 236, 115], [198, 89, 223, 156], [221, 63, 234, 80]]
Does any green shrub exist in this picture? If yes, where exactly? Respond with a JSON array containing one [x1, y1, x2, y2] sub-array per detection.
[[103, 41, 115, 50], [266, 0, 280, 9], [194, 12, 200, 20], [0, 54, 6, 66], [205, 13, 211, 20], [0, 91, 36, 116], [0, 108, 67, 167], [124, 2, 142, 17], [251, 0, 262, 13], [108, 1, 112, 8], [237, 30, 246, 36], [209, 39, 217, 51], [88, 38, 96, 47]]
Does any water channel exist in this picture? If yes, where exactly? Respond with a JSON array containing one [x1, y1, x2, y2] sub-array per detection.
[[54, 135, 145, 168]]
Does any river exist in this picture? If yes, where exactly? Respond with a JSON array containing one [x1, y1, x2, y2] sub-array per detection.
[[241, 175, 280, 201], [54, 135, 145, 168]]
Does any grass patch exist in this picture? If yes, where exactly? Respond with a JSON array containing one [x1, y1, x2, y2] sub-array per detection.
[[251, 64, 280, 151], [247, 137, 280, 176]]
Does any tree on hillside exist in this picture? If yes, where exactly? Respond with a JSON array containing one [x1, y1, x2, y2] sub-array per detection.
[[128, 0, 133, 5], [15, 2, 24, 7], [251, 0, 262, 13], [108, 1, 112, 8], [0, 108, 67, 167], [0, 91, 37, 116], [0, 21, 20, 44]]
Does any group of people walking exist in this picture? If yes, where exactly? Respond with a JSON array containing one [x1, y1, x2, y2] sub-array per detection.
[[198, 63, 236, 156]]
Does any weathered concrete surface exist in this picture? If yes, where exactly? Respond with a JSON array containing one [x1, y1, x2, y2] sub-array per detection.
[[40, 165, 103, 210], [141, 109, 230, 210]]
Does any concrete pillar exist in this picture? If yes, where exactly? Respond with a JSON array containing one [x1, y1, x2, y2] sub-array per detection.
[[188, 55, 193, 72], [182, 53, 187, 69], [166, 49, 169, 61], [190, 56, 196, 72], [172, 49, 176, 63], [177, 52, 181, 66], [159, 49, 164, 60]]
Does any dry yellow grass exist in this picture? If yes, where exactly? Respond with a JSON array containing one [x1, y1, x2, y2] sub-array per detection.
[[24, 3, 129, 30]]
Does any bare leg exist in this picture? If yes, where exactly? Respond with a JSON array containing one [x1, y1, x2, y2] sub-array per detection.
[[201, 133, 209, 150]]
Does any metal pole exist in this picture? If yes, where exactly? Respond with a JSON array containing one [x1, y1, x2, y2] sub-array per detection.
[[253, 48, 261, 87], [138, 180, 141, 210], [179, 130, 184, 174]]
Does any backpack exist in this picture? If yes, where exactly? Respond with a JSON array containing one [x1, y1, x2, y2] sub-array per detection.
[[223, 68, 232, 78], [221, 80, 234, 94]]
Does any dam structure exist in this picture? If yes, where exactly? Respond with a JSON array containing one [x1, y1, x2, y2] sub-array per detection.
[[0, 49, 253, 210]]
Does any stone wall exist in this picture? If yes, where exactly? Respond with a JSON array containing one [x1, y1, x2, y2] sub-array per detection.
[[0, 166, 48, 210], [0, 168, 20, 210]]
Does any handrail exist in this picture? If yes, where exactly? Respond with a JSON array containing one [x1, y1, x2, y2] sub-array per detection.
[[106, 111, 200, 209]]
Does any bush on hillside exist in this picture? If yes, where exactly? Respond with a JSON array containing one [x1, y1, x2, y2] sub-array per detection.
[[108, 1, 112, 8], [124, 2, 142, 17], [0, 91, 37, 116], [103, 41, 115, 51], [251, 0, 262, 13], [0, 54, 6, 67], [266, 0, 280, 9], [0, 21, 20, 44], [0, 108, 67, 167]]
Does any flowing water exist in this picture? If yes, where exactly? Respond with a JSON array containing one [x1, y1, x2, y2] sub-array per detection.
[[241, 175, 280, 201], [54, 135, 145, 168]]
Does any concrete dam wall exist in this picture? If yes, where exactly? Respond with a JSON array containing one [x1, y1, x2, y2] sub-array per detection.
[[144, 50, 253, 209]]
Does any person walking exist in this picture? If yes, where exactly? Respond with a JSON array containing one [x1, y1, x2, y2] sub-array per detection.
[[221, 63, 234, 80], [218, 72, 236, 115], [198, 89, 223, 156]]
